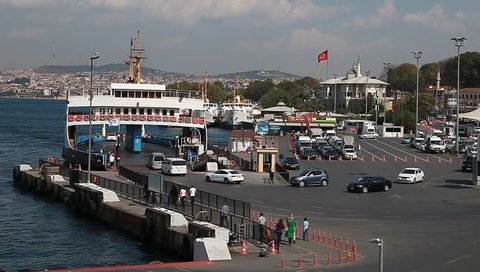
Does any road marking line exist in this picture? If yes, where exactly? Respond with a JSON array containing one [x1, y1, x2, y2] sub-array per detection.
[[373, 140, 428, 162]]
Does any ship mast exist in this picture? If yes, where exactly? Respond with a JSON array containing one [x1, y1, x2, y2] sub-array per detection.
[[126, 31, 145, 84], [203, 72, 208, 102]]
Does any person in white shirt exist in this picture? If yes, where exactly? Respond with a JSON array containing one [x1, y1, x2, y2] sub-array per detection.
[[221, 203, 229, 228], [303, 217, 310, 241], [189, 185, 197, 204], [258, 212, 267, 244]]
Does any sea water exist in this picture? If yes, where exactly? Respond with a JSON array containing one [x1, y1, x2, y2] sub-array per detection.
[[0, 98, 228, 271]]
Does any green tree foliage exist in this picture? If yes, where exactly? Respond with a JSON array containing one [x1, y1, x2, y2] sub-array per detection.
[[442, 51, 480, 88], [260, 87, 290, 108], [206, 81, 228, 103], [392, 93, 435, 129], [242, 79, 275, 101], [420, 63, 439, 87], [388, 63, 417, 93]]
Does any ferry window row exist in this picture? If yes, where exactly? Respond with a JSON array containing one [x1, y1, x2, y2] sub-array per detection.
[[113, 90, 194, 99], [70, 107, 199, 117]]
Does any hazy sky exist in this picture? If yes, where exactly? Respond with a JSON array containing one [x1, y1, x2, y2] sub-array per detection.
[[1, 0, 478, 78]]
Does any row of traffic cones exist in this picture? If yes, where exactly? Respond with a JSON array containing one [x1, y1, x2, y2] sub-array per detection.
[[279, 250, 355, 268]]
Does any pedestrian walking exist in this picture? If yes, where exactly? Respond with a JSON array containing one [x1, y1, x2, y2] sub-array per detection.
[[220, 203, 229, 228], [109, 152, 115, 168], [169, 185, 178, 207], [189, 185, 197, 204], [179, 187, 187, 208], [303, 217, 309, 241], [258, 212, 266, 244], [285, 213, 297, 245], [274, 218, 285, 253]]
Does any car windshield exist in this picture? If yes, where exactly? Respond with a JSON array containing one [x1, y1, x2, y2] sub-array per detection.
[[304, 148, 315, 153], [298, 170, 311, 176], [285, 157, 298, 162], [357, 177, 373, 183], [171, 160, 186, 166], [345, 149, 355, 153], [401, 169, 416, 174]]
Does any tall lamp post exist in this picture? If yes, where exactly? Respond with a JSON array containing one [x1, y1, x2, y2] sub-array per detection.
[[383, 62, 390, 124], [371, 238, 384, 272], [87, 52, 99, 183], [365, 70, 370, 120], [333, 73, 338, 113], [451, 37, 466, 155], [412, 51, 422, 135]]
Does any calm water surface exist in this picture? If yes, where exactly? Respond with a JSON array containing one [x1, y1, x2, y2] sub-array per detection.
[[0, 99, 229, 271]]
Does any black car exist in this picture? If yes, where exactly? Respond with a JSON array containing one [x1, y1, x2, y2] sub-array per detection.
[[282, 156, 300, 170], [300, 147, 317, 160], [289, 169, 329, 187], [347, 176, 392, 193], [462, 155, 474, 172], [320, 148, 339, 160]]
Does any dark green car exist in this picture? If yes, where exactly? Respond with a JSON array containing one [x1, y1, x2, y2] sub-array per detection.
[[401, 137, 413, 144]]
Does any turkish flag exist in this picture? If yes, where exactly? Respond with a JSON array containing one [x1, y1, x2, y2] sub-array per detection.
[[317, 50, 328, 63]]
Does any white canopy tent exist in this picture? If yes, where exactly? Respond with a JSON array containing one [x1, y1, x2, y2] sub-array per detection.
[[459, 108, 480, 121]]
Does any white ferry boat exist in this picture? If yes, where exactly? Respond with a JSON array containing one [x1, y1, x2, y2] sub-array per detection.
[[62, 31, 207, 170], [220, 77, 254, 129]]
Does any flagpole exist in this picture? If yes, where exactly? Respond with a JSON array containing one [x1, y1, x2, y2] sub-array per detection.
[[326, 59, 329, 81]]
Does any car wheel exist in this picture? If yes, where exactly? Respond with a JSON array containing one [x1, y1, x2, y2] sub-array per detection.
[[206, 176, 211, 182], [321, 180, 328, 187], [236, 181, 242, 184], [299, 181, 305, 187], [413, 178, 416, 184], [462, 167, 466, 172], [384, 185, 390, 191], [224, 177, 229, 184], [362, 187, 368, 193]]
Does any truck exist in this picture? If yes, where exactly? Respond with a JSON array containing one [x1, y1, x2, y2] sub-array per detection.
[[341, 135, 355, 150], [296, 135, 313, 153]]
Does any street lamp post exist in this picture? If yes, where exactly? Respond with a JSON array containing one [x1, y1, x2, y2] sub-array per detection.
[[87, 52, 99, 183], [452, 36, 466, 155], [383, 62, 390, 124], [412, 51, 422, 135], [365, 71, 370, 120], [333, 73, 338, 113], [371, 238, 384, 272]]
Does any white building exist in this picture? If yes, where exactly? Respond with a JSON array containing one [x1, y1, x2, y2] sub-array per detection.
[[320, 59, 387, 110]]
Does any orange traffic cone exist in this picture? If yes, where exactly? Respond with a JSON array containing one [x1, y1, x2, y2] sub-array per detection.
[[241, 240, 247, 255], [271, 240, 277, 255]]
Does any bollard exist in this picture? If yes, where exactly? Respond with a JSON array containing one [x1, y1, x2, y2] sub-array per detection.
[[312, 228, 315, 241], [346, 238, 349, 251], [326, 251, 331, 265], [346, 249, 350, 262], [340, 236, 343, 249], [298, 254, 302, 268], [426, 156, 429, 163], [372, 155, 375, 162], [394, 156, 397, 162], [334, 234, 337, 248], [338, 250, 342, 264], [439, 157, 441, 163], [323, 232, 326, 244], [414, 156, 417, 162], [383, 155, 386, 161], [450, 157, 452, 163], [352, 240, 357, 255], [280, 254, 285, 268], [313, 252, 317, 267], [405, 155, 407, 162], [296, 226, 298, 238], [317, 229, 321, 242], [329, 233, 332, 246]]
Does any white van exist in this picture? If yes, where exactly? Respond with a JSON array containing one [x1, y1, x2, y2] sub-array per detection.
[[147, 152, 165, 169], [161, 158, 188, 175]]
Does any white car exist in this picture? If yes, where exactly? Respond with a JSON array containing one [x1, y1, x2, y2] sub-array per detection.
[[205, 169, 244, 184], [360, 132, 379, 139], [106, 132, 118, 142], [397, 167, 425, 184], [342, 148, 358, 160]]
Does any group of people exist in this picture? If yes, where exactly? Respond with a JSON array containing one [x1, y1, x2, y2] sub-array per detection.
[[257, 213, 310, 253], [169, 185, 197, 208]]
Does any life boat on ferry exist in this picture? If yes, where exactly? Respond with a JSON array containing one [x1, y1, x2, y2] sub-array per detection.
[[68, 115, 75, 122], [99, 115, 106, 121]]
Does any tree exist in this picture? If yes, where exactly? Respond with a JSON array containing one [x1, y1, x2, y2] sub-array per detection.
[[260, 88, 290, 108], [388, 63, 417, 93], [242, 79, 275, 101], [206, 81, 228, 103]]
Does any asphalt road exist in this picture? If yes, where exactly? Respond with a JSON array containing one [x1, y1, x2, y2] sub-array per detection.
[[122, 136, 480, 271], [180, 136, 479, 271]]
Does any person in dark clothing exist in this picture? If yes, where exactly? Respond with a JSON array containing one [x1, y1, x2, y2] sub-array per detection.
[[169, 185, 178, 207], [274, 218, 285, 252]]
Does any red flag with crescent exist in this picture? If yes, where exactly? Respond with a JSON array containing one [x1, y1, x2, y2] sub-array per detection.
[[317, 50, 328, 63]]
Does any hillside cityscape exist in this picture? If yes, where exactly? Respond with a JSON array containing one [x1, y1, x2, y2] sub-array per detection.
[[0, 64, 301, 99]]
